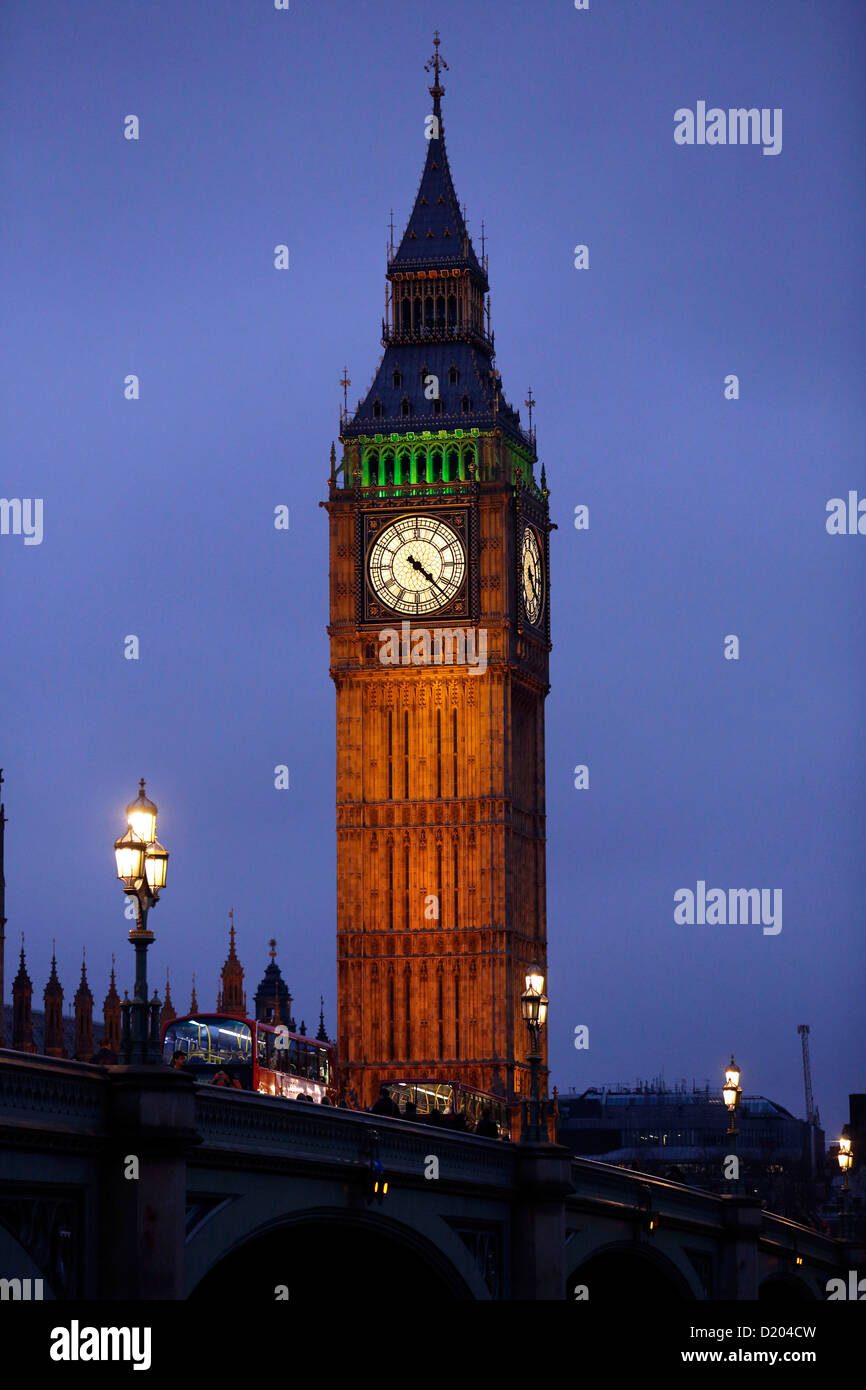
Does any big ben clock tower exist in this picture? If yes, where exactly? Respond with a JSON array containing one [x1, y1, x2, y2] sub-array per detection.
[[325, 36, 552, 1110]]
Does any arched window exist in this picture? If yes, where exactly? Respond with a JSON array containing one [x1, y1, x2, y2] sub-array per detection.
[[436, 294, 445, 325], [419, 364, 429, 386], [433, 398, 443, 416], [413, 297, 422, 330], [446, 447, 459, 481], [397, 450, 411, 484], [461, 394, 471, 413], [381, 451, 396, 485], [373, 399, 383, 419], [401, 297, 411, 330], [401, 397, 411, 417], [431, 448, 443, 481], [392, 368, 402, 389], [424, 296, 434, 329], [448, 364, 459, 385], [462, 444, 476, 475], [447, 296, 457, 327]]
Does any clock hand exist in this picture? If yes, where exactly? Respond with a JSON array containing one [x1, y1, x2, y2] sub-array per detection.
[[407, 552, 448, 598], [407, 553, 438, 585]]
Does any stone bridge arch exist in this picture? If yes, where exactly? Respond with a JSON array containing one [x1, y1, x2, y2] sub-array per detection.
[[188, 1204, 481, 1302], [568, 1239, 699, 1302], [758, 1272, 817, 1302]]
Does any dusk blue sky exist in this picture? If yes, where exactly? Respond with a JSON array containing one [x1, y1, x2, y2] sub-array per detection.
[[1, 1, 862, 1136]]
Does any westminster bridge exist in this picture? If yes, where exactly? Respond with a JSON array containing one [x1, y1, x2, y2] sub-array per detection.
[[0, 1051, 856, 1302]]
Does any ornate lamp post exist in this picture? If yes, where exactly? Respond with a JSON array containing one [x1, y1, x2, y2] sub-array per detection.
[[722, 1055, 742, 1193], [114, 780, 169, 1064], [520, 968, 549, 1143], [837, 1124, 853, 1238]]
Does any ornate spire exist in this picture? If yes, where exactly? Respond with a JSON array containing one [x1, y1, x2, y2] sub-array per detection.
[[103, 954, 121, 1053], [424, 29, 449, 117], [340, 37, 535, 455], [190, 973, 199, 1015], [43, 939, 66, 1057], [74, 948, 94, 1061], [12, 934, 35, 1053], [45, 940, 63, 998], [219, 913, 246, 1016], [316, 995, 329, 1043], [160, 967, 176, 1027], [254, 940, 292, 1028]]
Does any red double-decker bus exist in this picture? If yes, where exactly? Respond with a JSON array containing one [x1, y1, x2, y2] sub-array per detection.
[[161, 1013, 337, 1104]]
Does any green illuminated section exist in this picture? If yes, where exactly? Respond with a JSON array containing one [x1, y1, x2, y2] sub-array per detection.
[[354, 429, 478, 488], [337, 427, 542, 497]]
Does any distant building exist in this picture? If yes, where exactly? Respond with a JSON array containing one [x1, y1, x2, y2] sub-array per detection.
[[0, 920, 328, 1065], [557, 1082, 825, 1224]]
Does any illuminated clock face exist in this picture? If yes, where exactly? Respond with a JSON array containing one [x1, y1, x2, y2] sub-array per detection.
[[368, 514, 465, 616], [520, 526, 544, 625]]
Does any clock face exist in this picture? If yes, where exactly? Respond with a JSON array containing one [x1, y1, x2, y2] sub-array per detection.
[[368, 514, 466, 616], [520, 526, 544, 625]]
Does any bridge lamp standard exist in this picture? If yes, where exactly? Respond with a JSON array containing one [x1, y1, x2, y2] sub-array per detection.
[[520, 969, 549, 1143], [113, 779, 169, 1065], [838, 1126, 853, 1190], [722, 1055, 742, 1194], [837, 1124, 853, 1239]]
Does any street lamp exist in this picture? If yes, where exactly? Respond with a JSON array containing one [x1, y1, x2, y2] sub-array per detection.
[[837, 1124, 853, 1239], [723, 1054, 742, 1193], [520, 967, 549, 1143], [838, 1125, 853, 1189], [113, 779, 169, 1064]]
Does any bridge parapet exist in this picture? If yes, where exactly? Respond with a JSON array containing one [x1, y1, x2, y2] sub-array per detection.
[[193, 1091, 517, 1188], [0, 1050, 107, 1144]]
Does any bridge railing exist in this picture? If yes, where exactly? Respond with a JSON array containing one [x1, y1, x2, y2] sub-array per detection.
[[0, 1050, 107, 1141], [193, 1089, 517, 1189]]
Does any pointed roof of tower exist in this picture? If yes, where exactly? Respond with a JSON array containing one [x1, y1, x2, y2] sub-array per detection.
[[316, 995, 329, 1043], [190, 974, 199, 1014], [44, 941, 63, 999], [390, 34, 484, 281], [218, 909, 246, 1015], [74, 948, 93, 1006], [161, 968, 176, 1026], [254, 938, 293, 1024], [13, 936, 31, 991], [341, 35, 532, 453], [103, 954, 120, 1011]]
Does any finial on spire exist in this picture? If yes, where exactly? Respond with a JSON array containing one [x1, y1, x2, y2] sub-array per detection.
[[388, 209, 395, 257], [480, 219, 487, 271], [269, 938, 277, 962], [425, 30, 448, 114], [524, 387, 536, 441], [229, 906, 236, 948], [340, 367, 351, 426]]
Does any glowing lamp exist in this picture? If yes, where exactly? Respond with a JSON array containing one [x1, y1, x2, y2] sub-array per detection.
[[144, 838, 169, 892], [521, 969, 546, 1025], [126, 779, 157, 844], [114, 827, 145, 882]]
